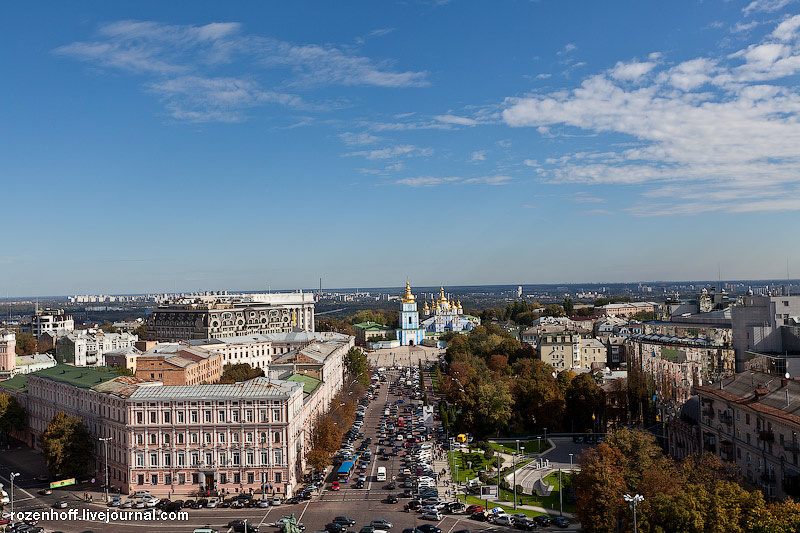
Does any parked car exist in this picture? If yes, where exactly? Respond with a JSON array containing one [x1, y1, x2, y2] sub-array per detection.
[[325, 524, 345, 533], [371, 520, 393, 529], [550, 516, 570, 528], [532, 516, 551, 527], [331, 481, 340, 491], [333, 517, 356, 526], [386, 494, 398, 504], [52, 501, 69, 509], [417, 526, 441, 533], [421, 511, 442, 521], [37, 489, 52, 496]]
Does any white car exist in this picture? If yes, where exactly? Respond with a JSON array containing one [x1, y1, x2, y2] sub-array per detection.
[[493, 516, 513, 526], [131, 490, 152, 498], [144, 497, 160, 508], [421, 511, 442, 521], [272, 497, 281, 506], [206, 498, 219, 508]]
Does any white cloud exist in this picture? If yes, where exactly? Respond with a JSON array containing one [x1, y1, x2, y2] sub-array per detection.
[[501, 16, 800, 215], [434, 114, 478, 126], [558, 43, 577, 55], [469, 151, 487, 162], [743, 0, 793, 16], [396, 175, 512, 187], [345, 144, 433, 160], [536, 73, 552, 79], [339, 131, 382, 145], [610, 60, 657, 82], [146, 76, 305, 122], [54, 20, 428, 122], [772, 14, 800, 41]]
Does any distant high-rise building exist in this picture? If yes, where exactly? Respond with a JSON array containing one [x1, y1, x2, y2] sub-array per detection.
[[517, 286, 523, 298]]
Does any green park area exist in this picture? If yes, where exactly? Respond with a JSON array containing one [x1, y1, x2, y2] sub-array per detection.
[[490, 439, 552, 454]]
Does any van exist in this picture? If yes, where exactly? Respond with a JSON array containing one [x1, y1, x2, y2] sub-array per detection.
[[193, 529, 219, 533], [376, 466, 387, 482]]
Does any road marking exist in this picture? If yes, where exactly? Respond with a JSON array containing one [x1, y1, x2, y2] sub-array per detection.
[[257, 506, 273, 527], [0, 473, 35, 499], [297, 499, 311, 523]]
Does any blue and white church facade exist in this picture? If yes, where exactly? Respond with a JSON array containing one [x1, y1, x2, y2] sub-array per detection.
[[396, 281, 426, 346], [421, 286, 480, 334]]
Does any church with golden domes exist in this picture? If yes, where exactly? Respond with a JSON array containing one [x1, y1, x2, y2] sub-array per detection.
[[396, 282, 480, 346]]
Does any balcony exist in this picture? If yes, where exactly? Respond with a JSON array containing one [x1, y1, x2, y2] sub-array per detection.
[[702, 408, 715, 419], [784, 441, 800, 453], [719, 412, 733, 425], [759, 430, 775, 442]]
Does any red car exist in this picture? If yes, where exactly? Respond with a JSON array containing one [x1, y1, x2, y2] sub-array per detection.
[[466, 505, 485, 514], [332, 481, 340, 491]]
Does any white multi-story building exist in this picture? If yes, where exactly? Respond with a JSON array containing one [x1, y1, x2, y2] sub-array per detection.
[[56, 330, 138, 367], [21, 309, 74, 338]]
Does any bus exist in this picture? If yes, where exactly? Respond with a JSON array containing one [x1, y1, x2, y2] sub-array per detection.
[[337, 455, 360, 482], [376, 467, 387, 482]]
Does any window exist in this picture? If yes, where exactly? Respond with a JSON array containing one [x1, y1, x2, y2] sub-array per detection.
[[232, 432, 240, 443], [136, 412, 144, 424], [164, 474, 172, 485], [273, 409, 281, 422], [137, 474, 144, 486], [164, 433, 171, 445], [261, 451, 268, 465], [177, 453, 185, 467], [246, 432, 253, 443], [136, 453, 144, 467], [232, 410, 239, 422], [260, 410, 268, 422], [204, 433, 212, 444], [149, 433, 157, 445], [164, 453, 171, 467], [219, 452, 227, 466], [190, 411, 198, 423], [220, 473, 227, 484], [246, 410, 253, 422], [177, 433, 185, 445], [178, 473, 185, 485], [192, 473, 198, 485], [273, 431, 281, 444], [205, 452, 212, 465], [204, 411, 212, 423], [232, 452, 240, 466], [247, 472, 254, 484], [218, 409, 225, 422], [274, 472, 282, 483], [177, 411, 184, 424], [163, 411, 171, 423], [247, 452, 254, 465], [136, 434, 144, 445], [150, 452, 157, 467], [233, 473, 240, 484], [191, 452, 199, 466], [191, 433, 199, 444], [218, 432, 226, 443], [274, 450, 282, 465], [151, 474, 158, 486]]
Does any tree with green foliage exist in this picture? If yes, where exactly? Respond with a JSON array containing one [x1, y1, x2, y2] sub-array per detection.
[[134, 323, 147, 340], [593, 297, 631, 307], [542, 304, 565, 317], [219, 363, 264, 384], [15, 332, 37, 355], [632, 311, 657, 321], [344, 347, 370, 386], [42, 412, 93, 478], [0, 393, 26, 444], [563, 298, 574, 316], [509, 358, 565, 433], [565, 373, 604, 433]]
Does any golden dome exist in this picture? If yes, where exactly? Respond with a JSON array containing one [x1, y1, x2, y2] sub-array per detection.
[[437, 286, 449, 304], [402, 280, 416, 303], [457, 300, 463, 309]]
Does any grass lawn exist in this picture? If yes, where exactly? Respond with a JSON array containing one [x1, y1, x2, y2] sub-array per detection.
[[431, 372, 440, 393], [500, 472, 576, 514], [449, 450, 505, 482], [490, 440, 552, 454]]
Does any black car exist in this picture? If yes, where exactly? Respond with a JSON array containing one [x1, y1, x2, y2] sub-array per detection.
[[402, 529, 422, 533], [532, 516, 551, 527], [300, 491, 313, 500], [333, 517, 357, 526], [325, 524, 345, 533], [386, 494, 398, 504], [356, 480, 365, 489], [469, 513, 488, 522], [550, 516, 570, 528], [417, 525, 442, 533], [232, 524, 259, 533], [407, 500, 421, 510], [402, 489, 413, 498], [387, 481, 397, 490]]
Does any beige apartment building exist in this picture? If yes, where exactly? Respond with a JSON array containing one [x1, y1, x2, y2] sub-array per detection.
[[695, 371, 800, 500]]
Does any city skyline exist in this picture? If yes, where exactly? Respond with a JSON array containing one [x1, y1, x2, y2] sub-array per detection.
[[3, 1, 800, 296]]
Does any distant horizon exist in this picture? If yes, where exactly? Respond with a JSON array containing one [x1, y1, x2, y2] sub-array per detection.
[[5, 277, 798, 301]]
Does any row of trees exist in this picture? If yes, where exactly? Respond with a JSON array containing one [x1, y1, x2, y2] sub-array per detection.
[[577, 428, 800, 533], [344, 347, 370, 387], [317, 309, 401, 337], [306, 378, 366, 472], [0, 393, 26, 445], [219, 363, 265, 384], [440, 325, 608, 437]]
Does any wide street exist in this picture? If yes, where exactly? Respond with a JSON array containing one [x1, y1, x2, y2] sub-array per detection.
[[1, 362, 579, 533]]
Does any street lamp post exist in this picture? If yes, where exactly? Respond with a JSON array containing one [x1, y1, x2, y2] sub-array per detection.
[[99, 437, 112, 502], [10, 472, 19, 518], [558, 468, 563, 516], [512, 452, 517, 510], [624, 494, 644, 533], [569, 453, 573, 470], [537, 436, 541, 453]]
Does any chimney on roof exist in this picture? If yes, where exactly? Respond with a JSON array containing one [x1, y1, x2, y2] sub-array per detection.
[[782, 377, 789, 388]]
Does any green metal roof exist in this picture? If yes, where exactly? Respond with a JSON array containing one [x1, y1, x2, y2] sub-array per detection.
[[28, 364, 119, 389], [0, 374, 29, 393], [285, 373, 322, 395]]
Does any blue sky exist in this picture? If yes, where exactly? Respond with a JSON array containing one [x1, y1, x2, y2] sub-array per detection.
[[3, 0, 800, 296]]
